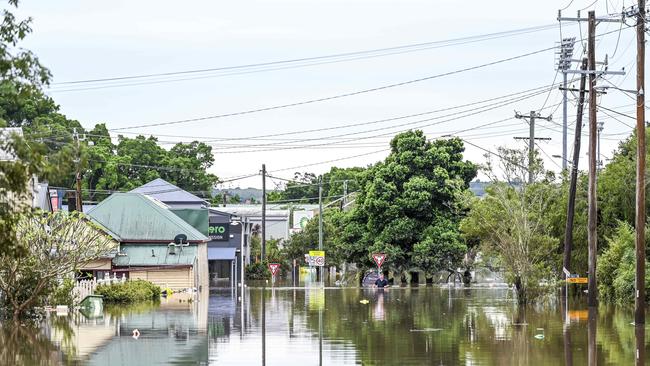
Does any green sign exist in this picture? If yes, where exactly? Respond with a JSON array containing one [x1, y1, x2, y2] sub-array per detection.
[[208, 223, 229, 241]]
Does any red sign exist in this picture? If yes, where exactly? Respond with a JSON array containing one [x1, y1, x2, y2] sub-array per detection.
[[372, 253, 386, 268], [268, 263, 281, 276]]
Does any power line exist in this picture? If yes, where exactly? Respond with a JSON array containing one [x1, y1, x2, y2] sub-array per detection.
[[50, 24, 560, 87], [109, 47, 559, 132], [205, 88, 552, 154]]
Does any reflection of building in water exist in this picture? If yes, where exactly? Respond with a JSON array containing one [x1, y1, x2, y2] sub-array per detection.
[[46, 295, 210, 364]]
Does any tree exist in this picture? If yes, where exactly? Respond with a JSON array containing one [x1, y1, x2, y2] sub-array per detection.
[[597, 221, 650, 303], [338, 130, 477, 278], [283, 210, 343, 266], [0, 211, 116, 320], [0, 0, 48, 257], [269, 167, 366, 205], [598, 130, 650, 242], [460, 147, 560, 303]]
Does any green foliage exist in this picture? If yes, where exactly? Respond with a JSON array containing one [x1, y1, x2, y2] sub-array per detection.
[[597, 221, 650, 303], [0, 0, 48, 257], [95, 280, 161, 303], [282, 210, 343, 266], [461, 148, 561, 303], [246, 262, 271, 280], [270, 167, 365, 204], [338, 131, 477, 275], [49, 278, 75, 308], [598, 130, 650, 251]]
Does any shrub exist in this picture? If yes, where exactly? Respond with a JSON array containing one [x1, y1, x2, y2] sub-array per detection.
[[597, 221, 650, 303], [246, 262, 271, 280], [95, 280, 160, 303]]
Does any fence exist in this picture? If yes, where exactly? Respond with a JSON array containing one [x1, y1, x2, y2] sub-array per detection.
[[72, 273, 126, 303]]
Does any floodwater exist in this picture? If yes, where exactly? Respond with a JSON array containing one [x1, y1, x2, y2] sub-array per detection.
[[1, 286, 649, 365]]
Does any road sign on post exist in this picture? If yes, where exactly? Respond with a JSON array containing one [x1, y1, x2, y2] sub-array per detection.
[[308, 250, 325, 267], [372, 253, 386, 269], [268, 263, 281, 277], [567, 277, 588, 284]]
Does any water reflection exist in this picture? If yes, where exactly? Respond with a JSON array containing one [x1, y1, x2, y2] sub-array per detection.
[[0, 287, 649, 365]]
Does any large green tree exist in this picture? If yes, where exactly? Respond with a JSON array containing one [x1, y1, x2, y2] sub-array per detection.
[[0, 0, 48, 256], [338, 130, 476, 278]]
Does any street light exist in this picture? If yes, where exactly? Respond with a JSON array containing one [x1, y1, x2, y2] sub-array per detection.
[[552, 154, 574, 167]]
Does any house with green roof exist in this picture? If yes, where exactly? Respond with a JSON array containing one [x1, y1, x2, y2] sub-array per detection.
[[87, 193, 210, 291]]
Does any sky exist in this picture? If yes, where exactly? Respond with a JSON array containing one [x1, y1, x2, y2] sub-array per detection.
[[16, 0, 640, 189]]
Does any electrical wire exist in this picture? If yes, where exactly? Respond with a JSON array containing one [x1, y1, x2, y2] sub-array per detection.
[[50, 24, 560, 88], [108, 47, 560, 132]]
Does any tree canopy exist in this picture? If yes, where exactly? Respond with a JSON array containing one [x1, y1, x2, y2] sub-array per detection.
[[337, 130, 477, 276]]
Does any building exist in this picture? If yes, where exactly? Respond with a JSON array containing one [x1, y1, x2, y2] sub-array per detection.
[[131, 179, 252, 288], [87, 193, 210, 292], [130, 178, 209, 209], [216, 205, 291, 242], [206, 208, 252, 287]]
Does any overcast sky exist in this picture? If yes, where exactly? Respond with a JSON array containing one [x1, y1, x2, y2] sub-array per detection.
[[17, 0, 638, 189]]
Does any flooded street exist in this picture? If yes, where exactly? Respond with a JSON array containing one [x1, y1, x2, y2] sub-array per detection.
[[2, 286, 649, 365]]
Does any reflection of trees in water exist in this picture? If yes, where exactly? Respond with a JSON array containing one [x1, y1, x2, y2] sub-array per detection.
[[257, 288, 648, 365], [0, 322, 66, 366]]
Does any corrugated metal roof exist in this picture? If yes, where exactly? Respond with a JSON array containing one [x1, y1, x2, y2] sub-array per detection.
[[87, 193, 209, 242], [113, 244, 197, 266], [131, 178, 208, 205]]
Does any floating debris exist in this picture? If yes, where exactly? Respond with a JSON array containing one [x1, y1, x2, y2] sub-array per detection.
[[359, 299, 370, 304]]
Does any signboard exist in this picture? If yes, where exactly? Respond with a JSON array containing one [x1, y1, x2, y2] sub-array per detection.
[[566, 277, 588, 284], [568, 310, 589, 321], [292, 211, 314, 230], [208, 223, 230, 241], [268, 263, 281, 277], [306, 250, 325, 267], [372, 253, 386, 269]]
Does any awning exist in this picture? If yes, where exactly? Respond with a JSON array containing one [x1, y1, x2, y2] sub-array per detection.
[[208, 247, 236, 260]]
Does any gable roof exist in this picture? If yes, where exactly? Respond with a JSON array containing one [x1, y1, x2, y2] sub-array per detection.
[[130, 178, 208, 205], [87, 193, 209, 243]]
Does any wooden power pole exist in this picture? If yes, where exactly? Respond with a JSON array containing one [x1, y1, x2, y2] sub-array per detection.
[[563, 58, 589, 276], [587, 10, 598, 307], [261, 164, 266, 262], [635, 0, 646, 325], [514, 111, 552, 184]]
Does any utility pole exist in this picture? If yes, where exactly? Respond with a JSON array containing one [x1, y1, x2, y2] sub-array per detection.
[[563, 58, 589, 279], [318, 175, 323, 284], [558, 6, 627, 309], [261, 164, 266, 262], [342, 180, 348, 207], [587, 10, 598, 307], [635, 0, 646, 325], [72, 128, 83, 213], [558, 37, 576, 171], [514, 111, 552, 184]]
